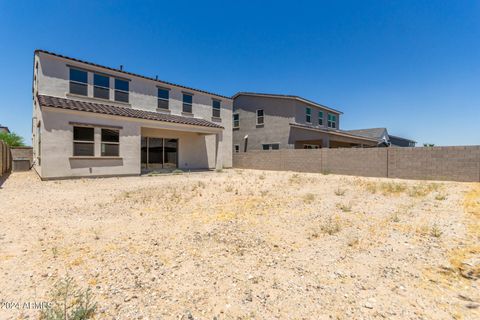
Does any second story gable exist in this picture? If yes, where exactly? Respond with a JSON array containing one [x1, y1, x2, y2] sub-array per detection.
[[33, 50, 232, 128], [232, 92, 343, 131]]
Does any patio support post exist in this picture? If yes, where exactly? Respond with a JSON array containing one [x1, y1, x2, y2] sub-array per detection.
[[215, 132, 223, 170]]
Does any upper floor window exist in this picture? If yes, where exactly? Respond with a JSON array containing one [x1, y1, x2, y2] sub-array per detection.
[[212, 100, 221, 118], [318, 111, 324, 126], [73, 126, 94, 156], [114, 79, 129, 103], [157, 88, 169, 109], [69, 68, 88, 96], [233, 113, 239, 128], [256, 109, 264, 125], [101, 129, 120, 157], [94, 74, 110, 100], [182, 93, 193, 113], [306, 107, 312, 123], [328, 114, 337, 128]]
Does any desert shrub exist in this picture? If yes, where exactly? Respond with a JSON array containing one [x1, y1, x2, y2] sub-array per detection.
[[336, 203, 352, 212], [288, 173, 301, 184], [259, 173, 266, 180], [172, 169, 184, 175], [215, 168, 223, 173], [391, 212, 400, 223], [321, 217, 341, 235], [303, 193, 315, 204], [225, 185, 234, 192], [334, 188, 345, 196], [430, 224, 442, 238], [40, 276, 96, 320], [435, 193, 447, 201]]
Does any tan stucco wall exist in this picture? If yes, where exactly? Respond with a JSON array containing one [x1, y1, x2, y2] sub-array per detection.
[[33, 51, 232, 178], [40, 108, 224, 179]]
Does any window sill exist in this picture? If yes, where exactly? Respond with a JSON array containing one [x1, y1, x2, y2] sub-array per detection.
[[211, 116, 222, 122], [156, 108, 171, 113], [181, 112, 194, 117], [66, 93, 131, 107], [69, 156, 122, 160], [256, 124, 264, 128], [233, 127, 240, 130]]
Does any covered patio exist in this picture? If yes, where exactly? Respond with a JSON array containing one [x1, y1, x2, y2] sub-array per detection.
[[289, 123, 379, 148]]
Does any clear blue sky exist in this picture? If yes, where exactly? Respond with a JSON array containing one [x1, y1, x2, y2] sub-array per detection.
[[1, 0, 479, 146]]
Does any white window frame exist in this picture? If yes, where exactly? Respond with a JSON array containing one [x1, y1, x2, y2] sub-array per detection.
[[306, 107, 312, 123], [233, 113, 240, 128], [182, 93, 193, 113], [262, 143, 280, 150], [101, 128, 120, 157], [256, 109, 264, 125], [69, 68, 88, 96], [114, 78, 129, 103], [212, 99, 221, 118], [73, 126, 95, 157], [157, 87, 170, 110], [328, 114, 337, 128], [93, 73, 110, 100], [318, 111, 324, 126]]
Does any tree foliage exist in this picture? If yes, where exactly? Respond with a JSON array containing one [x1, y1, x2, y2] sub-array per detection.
[[0, 131, 25, 147]]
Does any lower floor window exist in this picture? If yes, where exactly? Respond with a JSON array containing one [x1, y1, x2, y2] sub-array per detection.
[[73, 126, 94, 156], [234, 145, 240, 153], [101, 129, 120, 156], [304, 144, 320, 149], [262, 143, 280, 150]]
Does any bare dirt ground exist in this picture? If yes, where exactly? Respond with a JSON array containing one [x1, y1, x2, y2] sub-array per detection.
[[0, 169, 479, 319]]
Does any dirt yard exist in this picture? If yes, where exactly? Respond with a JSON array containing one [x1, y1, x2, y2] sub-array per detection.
[[0, 170, 479, 319]]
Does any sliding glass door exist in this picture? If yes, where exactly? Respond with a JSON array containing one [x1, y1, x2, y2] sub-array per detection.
[[141, 137, 178, 170]]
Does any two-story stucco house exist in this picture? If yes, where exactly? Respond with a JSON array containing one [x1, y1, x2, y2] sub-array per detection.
[[32, 50, 232, 179], [232, 92, 378, 152]]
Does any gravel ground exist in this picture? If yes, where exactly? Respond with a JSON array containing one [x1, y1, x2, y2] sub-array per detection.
[[0, 169, 479, 319]]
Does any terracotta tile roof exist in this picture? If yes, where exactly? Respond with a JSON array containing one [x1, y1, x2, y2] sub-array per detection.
[[35, 50, 232, 100], [37, 95, 224, 129]]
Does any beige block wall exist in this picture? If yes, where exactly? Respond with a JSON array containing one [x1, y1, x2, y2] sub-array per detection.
[[388, 146, 480, 182], [233, 147, 480, 182]]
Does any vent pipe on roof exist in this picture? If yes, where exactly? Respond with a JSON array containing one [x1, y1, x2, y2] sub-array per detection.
[[119, 65, 124, 71]]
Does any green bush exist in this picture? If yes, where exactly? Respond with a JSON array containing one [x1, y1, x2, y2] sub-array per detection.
[[40, 276, 96, 320], [0, 131, 25, 147]]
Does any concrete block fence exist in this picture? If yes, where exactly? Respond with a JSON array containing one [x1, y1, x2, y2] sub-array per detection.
[[233, 146, 480, 182]]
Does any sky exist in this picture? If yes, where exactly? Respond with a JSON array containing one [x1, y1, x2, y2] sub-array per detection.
[[0, 0, 479, 146]]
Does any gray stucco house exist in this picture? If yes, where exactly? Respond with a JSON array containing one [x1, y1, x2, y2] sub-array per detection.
[[346, 128, 416, 147], [232, 92, 379, 152], [32, 50, 232, 179]]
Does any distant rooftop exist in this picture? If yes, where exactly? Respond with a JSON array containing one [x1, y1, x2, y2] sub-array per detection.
[[0, 124, 10, 133], [346, 128, 387, 140]]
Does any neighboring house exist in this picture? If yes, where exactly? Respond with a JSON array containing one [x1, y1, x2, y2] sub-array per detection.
[[32, 50, 232, 179], [346, 128, 416, 147], [0, 124, 10, 133], [232, 92, 378, 152]]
